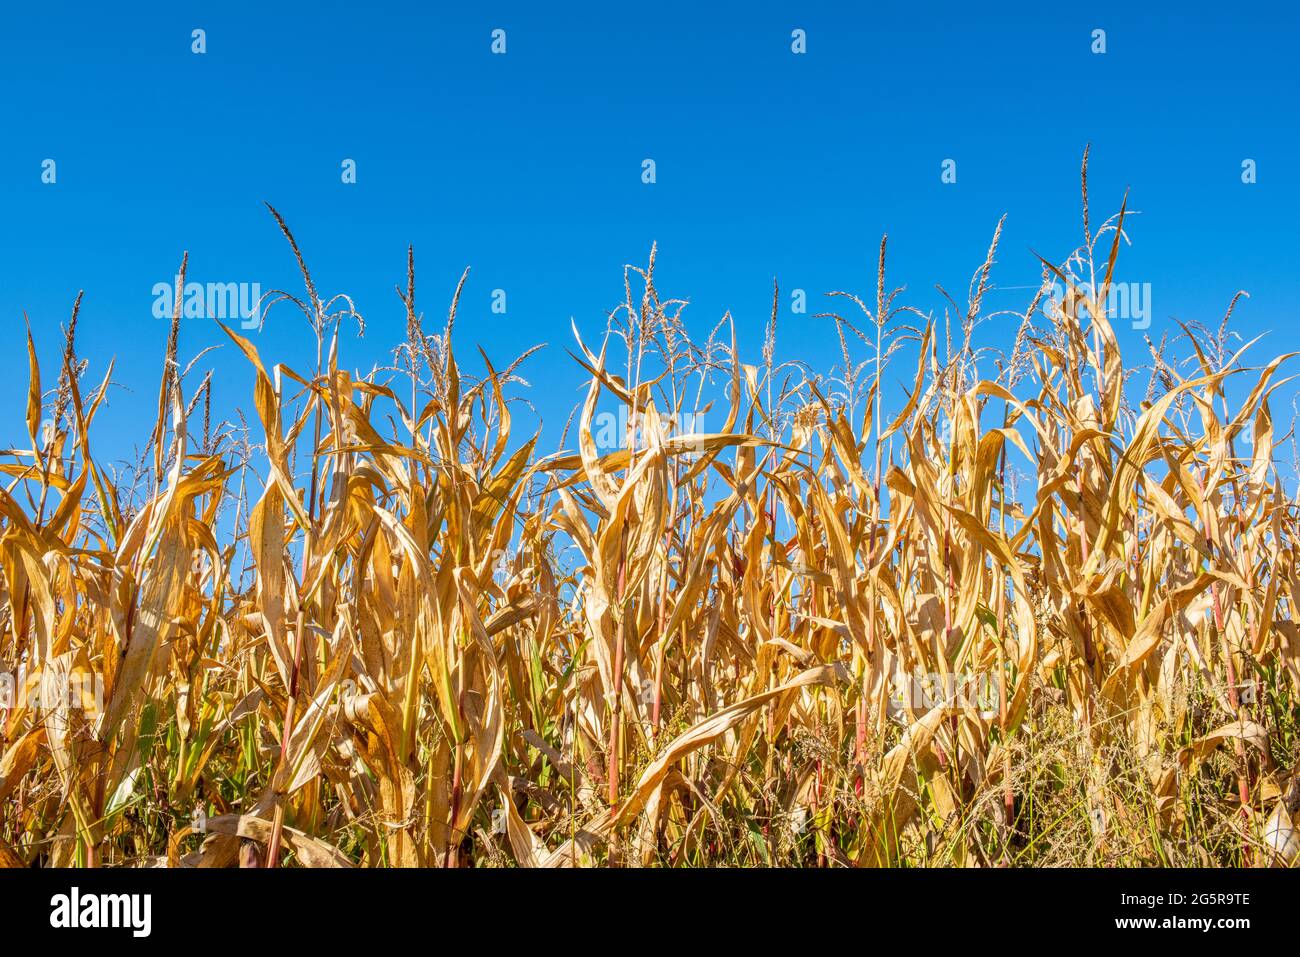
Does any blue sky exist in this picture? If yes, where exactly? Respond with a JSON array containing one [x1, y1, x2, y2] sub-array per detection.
[[1, 1, 1297, 467]]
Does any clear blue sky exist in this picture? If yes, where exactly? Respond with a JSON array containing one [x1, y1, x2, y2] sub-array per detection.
[[2, 1, 1297, 465]]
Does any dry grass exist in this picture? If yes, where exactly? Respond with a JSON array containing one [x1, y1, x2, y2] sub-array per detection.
[[3, 157, 1300, 868]]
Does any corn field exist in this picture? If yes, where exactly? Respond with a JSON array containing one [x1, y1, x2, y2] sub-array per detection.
[[4, 166, 1300, 868]]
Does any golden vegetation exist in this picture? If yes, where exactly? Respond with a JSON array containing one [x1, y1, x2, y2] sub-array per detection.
[[3, 163, 1300, 867]]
